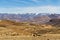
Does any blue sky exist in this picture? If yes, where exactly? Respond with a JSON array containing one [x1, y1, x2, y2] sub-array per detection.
[[0, 0, 60, 13], [0, 0, 60, 7]]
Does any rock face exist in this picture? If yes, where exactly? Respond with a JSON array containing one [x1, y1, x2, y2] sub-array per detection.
[[47, 19, 60, 27], [32, 15, 51, 24]]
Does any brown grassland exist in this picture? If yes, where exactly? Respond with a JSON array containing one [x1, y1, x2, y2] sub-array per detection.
[[0, 20, 60, 40]]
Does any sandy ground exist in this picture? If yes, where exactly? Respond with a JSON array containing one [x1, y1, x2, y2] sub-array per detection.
[[0, 34, 60, 40]]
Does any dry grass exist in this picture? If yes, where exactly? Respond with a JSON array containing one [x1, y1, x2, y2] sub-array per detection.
[[0, 20, 60, 40]]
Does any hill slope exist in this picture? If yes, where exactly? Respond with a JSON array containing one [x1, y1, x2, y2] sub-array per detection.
[[0, 20, 60, 37]]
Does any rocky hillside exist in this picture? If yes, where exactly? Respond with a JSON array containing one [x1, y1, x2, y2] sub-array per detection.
[[47, 19, 60, 27], [0, 20, 60, 37], [0, 13, 60, 23]]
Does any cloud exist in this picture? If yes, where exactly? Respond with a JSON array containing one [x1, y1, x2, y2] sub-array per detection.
[[0, 6, 60, 14]]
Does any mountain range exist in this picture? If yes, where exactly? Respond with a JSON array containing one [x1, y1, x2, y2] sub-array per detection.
[[0, 13, 60, 24]]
